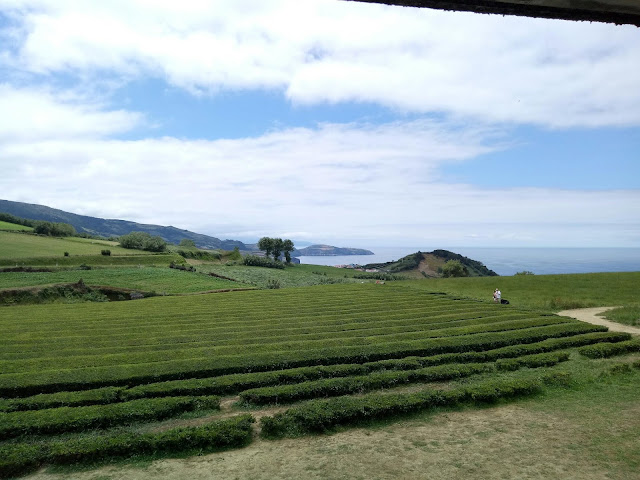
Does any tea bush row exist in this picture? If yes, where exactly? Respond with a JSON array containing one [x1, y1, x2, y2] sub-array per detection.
[[5, 307, 522, 349], [2, 310, 528, 361], [240, 363, 493, 405], [495, 351, 570, 371], [0, 414, 253, 479], [0, 387, 123, 413], [0, 396, 220, 439], [1, 316, 573, 375], [242, 351, 573, 406], [578, 338, 640, 358], [4, 331, 625, 409], [260, 376, 544, 437], [0, 322, 607, 398]]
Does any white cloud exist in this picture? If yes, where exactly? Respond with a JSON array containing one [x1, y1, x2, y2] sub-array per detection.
[[1, 121, 637, 247], [0, 84, 143, 140], [2, 0, 640, 127]]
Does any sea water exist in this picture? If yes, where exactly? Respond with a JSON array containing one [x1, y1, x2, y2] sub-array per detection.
[[297, 247, 640, 276]]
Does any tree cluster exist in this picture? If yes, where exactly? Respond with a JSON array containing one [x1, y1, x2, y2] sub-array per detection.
[[257, 237, 295, 263], [33, 221, 76, 237], [0, 212, 77, 237], [118, 231, 167, 252], [0, 212, 35, 227]]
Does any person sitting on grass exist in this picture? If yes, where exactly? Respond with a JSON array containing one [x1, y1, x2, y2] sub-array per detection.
[[493, 288, 501, 303]]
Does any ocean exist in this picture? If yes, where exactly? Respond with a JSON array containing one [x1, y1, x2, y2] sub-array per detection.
[[296, 247, 640, 276]]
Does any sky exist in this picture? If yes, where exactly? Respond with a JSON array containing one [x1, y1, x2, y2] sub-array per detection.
[[1, 0, 639, 248]]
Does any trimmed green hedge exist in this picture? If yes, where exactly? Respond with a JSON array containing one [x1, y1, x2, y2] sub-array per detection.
[[0, 387, 124, 413], [578, 338, 640, 358], [0, 396, 220, 439], [0, 322, 606, 398], [260, 377, 544, 437], [1, 315, 568, 375], [6, 331, 620, 410], [0, 414, 254, 479], [495, 351, 570, 371], [240, 363, 492, 405]]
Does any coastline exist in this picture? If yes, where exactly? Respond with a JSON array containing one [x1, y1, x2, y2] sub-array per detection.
[[297, 247, 640, 276]]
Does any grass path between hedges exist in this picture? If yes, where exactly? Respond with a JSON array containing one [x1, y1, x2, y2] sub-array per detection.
[[558, 307, 640, 335]]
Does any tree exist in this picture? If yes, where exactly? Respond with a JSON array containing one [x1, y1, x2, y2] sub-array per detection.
[[258, 237, 274, 259], [283, 239, 295, 263], [272, 238, 284, 262], [34, 221, 76, 237], [440, 260, 469, 278], [179, 238, 196, 248], [119, 231, 167, 252]]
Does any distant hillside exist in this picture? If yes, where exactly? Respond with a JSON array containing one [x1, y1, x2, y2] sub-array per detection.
[[292, 244, 374, 256], [0, 199, 248, 250], [365, 250, 498, 278]]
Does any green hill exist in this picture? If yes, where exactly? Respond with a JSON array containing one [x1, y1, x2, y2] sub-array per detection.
[[0, 199, 248, 250], [365, 250, 498, 278]]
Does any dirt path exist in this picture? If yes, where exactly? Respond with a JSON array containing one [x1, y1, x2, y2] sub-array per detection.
[[557, 306, 640, 335]]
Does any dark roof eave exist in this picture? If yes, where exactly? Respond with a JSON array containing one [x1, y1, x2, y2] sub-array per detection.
[[346, 0, 640, 27]]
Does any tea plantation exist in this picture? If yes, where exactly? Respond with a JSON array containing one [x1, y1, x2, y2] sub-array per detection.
[[2, 283, 638, 478]]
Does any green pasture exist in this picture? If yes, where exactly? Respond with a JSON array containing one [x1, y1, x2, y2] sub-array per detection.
[[398, 272, 640, 312], [0, 221, 33, 232], [0, 253, 184, 268], [196, 262, 369, 288], [0, 231, 137, 259], [0, 266, 251, 294]]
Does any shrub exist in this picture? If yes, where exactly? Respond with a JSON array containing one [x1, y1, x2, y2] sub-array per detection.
[[266, 279, 281, 289], [352, 273, 406, 281], [119, 231, 167, 252], [242, 255, 285, 269], [34, 221, 76, 237], [240, 363, 492, 405], [441, 260, 469, 278], [578, 339, 640, 358], [101, 249, 111, 256], [0, 415, 254, 478], [63, 252, 69, 257], [0, 322, 608, 397], [260, 377, 543, 437], [0, 387, 124, 412], [496, 351, 570, 371], [0, 396, 220, 439]]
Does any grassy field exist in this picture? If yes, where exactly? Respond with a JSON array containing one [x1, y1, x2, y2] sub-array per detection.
[[0, 253, 185, 268], [0, 267, 251, 294], [0, 221, 33, 232], [1, 283, 638, 478], [195, 262, 373, 288], [0, 232, 140, 259], [600, 305, 640, 327], [398, 272, 640, 311]]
